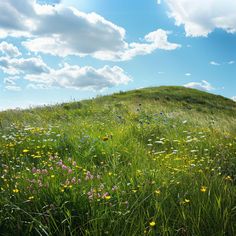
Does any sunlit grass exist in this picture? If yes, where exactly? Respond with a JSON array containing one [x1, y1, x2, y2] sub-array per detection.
[[0, 86, 236, 235]]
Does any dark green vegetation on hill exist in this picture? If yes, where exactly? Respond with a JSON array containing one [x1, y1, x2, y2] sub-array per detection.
[[0, 86, 236, 236]]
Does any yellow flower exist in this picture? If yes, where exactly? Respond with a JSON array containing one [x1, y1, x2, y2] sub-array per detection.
[[200, 186, 207, 192], [105, 195, 111, 200], [225, 176, 232, 181], [102, 136, 109, 141], [155, 189, 161, 195], [22, 149, 29, 153], [184, 199, 190, 203], [28, 196, 34, 200], [149, 221, 156, 227], [51, 175, 55, 178], [13, 189, 19, 193]]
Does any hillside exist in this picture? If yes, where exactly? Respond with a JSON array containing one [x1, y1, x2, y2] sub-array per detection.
[[0, 86, 236, 236]]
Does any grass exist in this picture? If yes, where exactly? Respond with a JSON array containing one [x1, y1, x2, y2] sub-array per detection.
[[0, 86, 236, 235]]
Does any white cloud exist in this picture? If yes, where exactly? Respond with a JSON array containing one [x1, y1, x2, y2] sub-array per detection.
[[0, 56, 50, 75], [3, 76, 19, 85], [26, 83, 50, 90], [165, 0, 236, 37], [0, 1, 180, 61], [210, 60, 235, 66], [231, 96, 236, 101], [22, 27, 180, 61], [185, 73, 191, 76], [0, 41, 21, 57], [5, 85, 22, 91], [210, 61, 220, 66], [25, 5, 127, 57], [93, 29, 181, 61], [184, 80, 214, 91], [0, 0, 35, 38], [25, 63, 132, 90]]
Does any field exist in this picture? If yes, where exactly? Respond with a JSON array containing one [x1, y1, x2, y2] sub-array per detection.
[[0, 86, 236, 236]]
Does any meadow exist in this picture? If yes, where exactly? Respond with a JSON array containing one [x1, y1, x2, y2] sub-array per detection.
[[0, 86, 236, 236]]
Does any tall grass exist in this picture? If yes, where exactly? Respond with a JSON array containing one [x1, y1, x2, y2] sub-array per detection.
[[0, 87, 236, 235]]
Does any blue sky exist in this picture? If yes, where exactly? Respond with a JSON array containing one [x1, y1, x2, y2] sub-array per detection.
[[0, 0, 235, 110]]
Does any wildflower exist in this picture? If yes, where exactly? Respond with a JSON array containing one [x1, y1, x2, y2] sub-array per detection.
[[22, 149, 29, 153], [13, 189, 19, 193], [105, 195, 111, 200], [112, 186, 118, 191], [42, 169, 48, 175], [102, 136, 109, 141], [225, 176, 233, 181], [184, 199, 190, 203], [149, 221, 156, 227], [85, 171, 94, 180], [62, 164, 68, 170], [102, 192, 110, 200], [51, 175, 55, 178], [28, 196, 34, 200], [155, 141, 164, 144], [155, 189, 161, 195], [200, 186, 207, 192]]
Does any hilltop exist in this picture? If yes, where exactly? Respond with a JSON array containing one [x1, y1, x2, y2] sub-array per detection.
[[0, 86, 236, 236], [1, 86, 236, 122]]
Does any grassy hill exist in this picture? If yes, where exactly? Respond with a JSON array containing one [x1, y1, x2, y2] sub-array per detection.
[[0, 86, 236, 235]]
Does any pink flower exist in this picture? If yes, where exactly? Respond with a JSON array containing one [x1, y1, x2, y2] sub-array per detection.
[[62, 164, 67, 170], [42, 169, 48, 175], [85, 171, 94, 180], [71, 177, 76, 184]]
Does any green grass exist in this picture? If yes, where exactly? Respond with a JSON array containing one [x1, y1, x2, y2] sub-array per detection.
[[0, 86, 236, 236]]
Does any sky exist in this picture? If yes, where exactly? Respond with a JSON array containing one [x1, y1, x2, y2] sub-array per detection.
[[0, 0, 236, 110]]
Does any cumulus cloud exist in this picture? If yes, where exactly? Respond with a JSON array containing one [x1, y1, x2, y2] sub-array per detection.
[[25, 64, 132, 90], [184, 80, 214, 91], [165, 0, 236, 37], [231, 96, 236, 101], [0, 0, 179, 61], [228, 60, 235, 65], [185, 73, 191, 76], [0, 52, 131, 90], [93, 29, 181, 61], [0, 0, 35, 38], [0, 41, 21, 57], [0, 56, 50, 75], [22, 5, 127, 58]]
